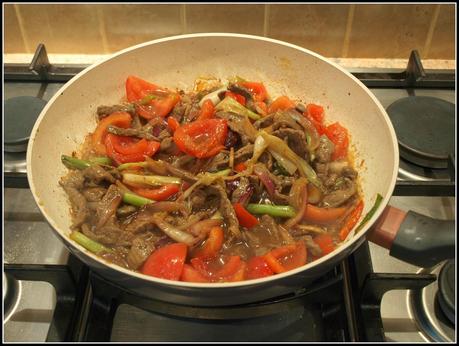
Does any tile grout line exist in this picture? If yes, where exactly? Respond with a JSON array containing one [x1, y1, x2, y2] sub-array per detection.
[[263, 4, 270, 37], [341, 4, 355, 58], [96, 6, 110, 54], [13, 4, 31, 54], [423, 4, 441, 58]]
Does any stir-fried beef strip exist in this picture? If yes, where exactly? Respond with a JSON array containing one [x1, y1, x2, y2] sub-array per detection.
[[61, 76, 362, 282]]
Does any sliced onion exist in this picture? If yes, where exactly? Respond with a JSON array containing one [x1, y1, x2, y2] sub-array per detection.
[[152, 215, 197, 246], [284, 178, 308, 229], [253, 165, 275, 197], [189, 219, 222, 237], [238, 185, 254, 205], [199, 86, 228, 106], [269, 150, 297, 175]]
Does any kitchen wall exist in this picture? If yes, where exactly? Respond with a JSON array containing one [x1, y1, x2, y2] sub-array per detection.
[[4, 3, 456, 60]]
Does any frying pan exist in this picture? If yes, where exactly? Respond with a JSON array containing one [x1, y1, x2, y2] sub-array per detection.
[[26, 33, 454, 306]]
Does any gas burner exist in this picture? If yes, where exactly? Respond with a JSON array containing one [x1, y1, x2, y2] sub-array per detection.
[[387, 96, 455, 169], [3, 272, 22, 323], [398, 157, 452, 182], [437, 260, 455, 325], [408, 262, 455, 342], [5, 96, 47, 153]]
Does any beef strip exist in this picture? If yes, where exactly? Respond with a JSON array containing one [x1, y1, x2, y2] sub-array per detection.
[[272, 128, 309, 159], [124, 204, 158, 234], [95, 184, 122, 229], [81, 165, 119, 186], [82, 187, 107, 202], [81, 219, 134, 247], [322, 177, 357, 207], [160, 137, 178, 154], [272, 111, 303, 131], [60, 171, 89, 228], [107, 124, 159, 141], [315, 135, 335, 163], [215, 111, 257, 144], [97, 104, 135, 119], [209, 184, 241, 238], [126, 234, 156, 270], [228, 83, 253, 100], [231, 176, 251, 204]]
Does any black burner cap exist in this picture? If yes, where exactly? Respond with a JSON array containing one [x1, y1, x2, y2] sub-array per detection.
[[5, 96, 47, 153], [437, 260, 455, 325], [387, 96, 455, 169]]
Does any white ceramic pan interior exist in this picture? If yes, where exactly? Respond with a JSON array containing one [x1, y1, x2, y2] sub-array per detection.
[[27, 33, 399, 288]]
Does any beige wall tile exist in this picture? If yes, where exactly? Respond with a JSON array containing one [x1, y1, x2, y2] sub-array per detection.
[[186, 4, 264, 35], [268, 4, 350, 57], [347, 4, 436, 59], [4, 4, 27, 53], [15, 4, 105, 54], [99, 4, 182, 52], [427, 4, 455, 59]]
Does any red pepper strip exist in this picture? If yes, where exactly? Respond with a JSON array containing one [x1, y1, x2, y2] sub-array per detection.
[[131, 184, 180, 201], [193, 226, 224, 259], [263, 252, 286, 274], [339, 200, 364, 241], [92, 112, 132, 155], [233, 203, 259, 228], [104, 134, 160, 165]]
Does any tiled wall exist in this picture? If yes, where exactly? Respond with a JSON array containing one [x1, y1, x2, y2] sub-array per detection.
[[4, 3, 456, 59]]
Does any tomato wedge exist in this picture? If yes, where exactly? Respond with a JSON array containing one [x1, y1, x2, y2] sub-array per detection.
[[234, 162, 247, 172], [92, 112, 132, 155], [167, 117, 180, 132], [126, 76, 180, 119], [104, 133, 160, 165], [246, 256, 274, 279], [141, 243, 187, 280], [324, 122, 349, 160], [225, 91, 246, 106], [197, 99, 216, 121], [313, 234, 336, 256], [233, 203, 259, 228], [306, 103, 325, 123], [112, 136, 149, 155], [263, 241, 307, 274], [268, 96, 295, 114], [193, 226, 224, 259], [239, 81, 268, 102], [173, 118, 228, 158], [131, 184, 180, 201], [180, 264, 210, 283]]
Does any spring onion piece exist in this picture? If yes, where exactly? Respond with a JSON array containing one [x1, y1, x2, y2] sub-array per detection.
[[355, 194, 383, 232], [152, 214, 197, 246], [259, 131, 324, 191], [211, 211, 224, 220], [117, 161, 149, 171], [198, 86, 227, 106], [122, 173, 182, 186], [62, 155, 92, 170], [89, 157, 113, 166], [70, 231, 112, 254], [122, 192, 154, 207], [249, 135, 268, 164], [215, 96, 261, 121], [246, 204, 296, 218], [269, 150, 297, 175], [208, 168, 232, 177]]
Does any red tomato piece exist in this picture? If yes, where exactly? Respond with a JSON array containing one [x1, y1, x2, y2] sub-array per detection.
[[324, 122, 349, 160], [225, 91, 246, 106], [193, 226, 224, 259], [173, 118, 228, 158], [246, 256, 274, 279], [126, 75, 160, 102], [313, 234, 336, 256], [216, 256, 242, 278], [135, 93, 180, 119], [180, 264, 210, 283], [234, 162, 247, 172], [281, 241, 307, 271], [141, 243, 188, 281], [111, 136, 149, 155], [197, 99, 216, 121], [239, 81, 268, 102], [306, 103, 325, 123], [233, 203, 259, 228], [167, 117, 180, 132], [104, 134, 160, 165], [92, 112, 132, 155], [268, 96, 295, 114]]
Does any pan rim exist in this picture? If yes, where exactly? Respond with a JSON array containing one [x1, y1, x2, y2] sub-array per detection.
[[26, 32, 399, 289]]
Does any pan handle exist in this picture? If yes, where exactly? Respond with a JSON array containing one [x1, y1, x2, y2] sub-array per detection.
[[367, 206, 455, 268]]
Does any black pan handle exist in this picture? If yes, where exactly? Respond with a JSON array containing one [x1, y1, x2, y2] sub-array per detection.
[[367, 207, 455, 267]]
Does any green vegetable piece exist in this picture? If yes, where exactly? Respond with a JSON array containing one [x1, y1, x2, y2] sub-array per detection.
[[215, 96, 261, 121], [89, 156, 113, 166], [122, 192, 154, 207], [61, 155, 91, 170], [122, 173, 182, 186], [356, 193, 383, 232], [70, 231, 112, 254], [117, 161, 149, 170], [246, 204, 296, 218]]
